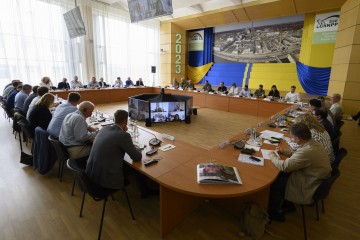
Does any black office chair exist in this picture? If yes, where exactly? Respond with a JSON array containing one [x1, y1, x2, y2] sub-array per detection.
[[48, 135, 69, 182], [17, 119, 33, 147], [299, 168, 340, 240], [66, 159, 135, 240], [332, 148, 348, 169]]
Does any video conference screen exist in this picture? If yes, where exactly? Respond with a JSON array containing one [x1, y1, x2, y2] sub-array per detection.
[[150, 102, 185, 123], [129, 99, 150, 121]]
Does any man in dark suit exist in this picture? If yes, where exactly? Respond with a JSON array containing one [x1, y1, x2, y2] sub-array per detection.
[[57, 78, 70, 89], [85, 110, 156, 197], [135, 78, 144, 86]]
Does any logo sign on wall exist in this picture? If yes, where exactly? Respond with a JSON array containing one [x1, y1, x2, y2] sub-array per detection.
[[188, 30, 204, 51], [313, 12, 339, 44]]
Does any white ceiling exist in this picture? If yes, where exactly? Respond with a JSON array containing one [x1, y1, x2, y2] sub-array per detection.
[[98, 0, 256, 21]]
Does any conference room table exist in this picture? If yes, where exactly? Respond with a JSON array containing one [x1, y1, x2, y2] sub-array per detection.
[[73, 87, 295, 237], [124, 115, 293, 238], [52, 87, 292, 118]]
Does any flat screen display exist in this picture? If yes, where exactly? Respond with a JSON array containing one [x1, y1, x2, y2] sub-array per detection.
[[129, 99, 150, 121], [150, 102, 185, 122], [63, 6, 86, 39], [127, 0, 173, 23]]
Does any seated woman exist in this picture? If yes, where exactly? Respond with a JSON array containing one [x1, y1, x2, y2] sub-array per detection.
[[268, 85, 280, 98], [292, 113, 335, 163], [28, 93, 55, 135]]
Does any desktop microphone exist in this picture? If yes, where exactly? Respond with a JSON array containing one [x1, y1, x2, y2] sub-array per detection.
[[138, 126, 162, 146]]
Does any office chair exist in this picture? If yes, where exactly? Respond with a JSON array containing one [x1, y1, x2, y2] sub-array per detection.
[[299, 168, 340, 240], [48, 135, 69, 182], [17, 119, 33, 147], [66, 159, 135, 240], [332, 148, 348, 169]]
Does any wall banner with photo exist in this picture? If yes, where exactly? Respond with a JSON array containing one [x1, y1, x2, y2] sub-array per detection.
[[188, 30, 204, 51], [213, 15, 304, 63], [312, 12, 340, 44]]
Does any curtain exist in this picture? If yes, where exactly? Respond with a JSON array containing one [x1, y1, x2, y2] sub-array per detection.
[[188, 27, 213, 67], [0, 0, 160, 89], [296, 61, 331, 96]]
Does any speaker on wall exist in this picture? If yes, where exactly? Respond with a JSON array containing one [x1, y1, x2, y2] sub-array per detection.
[[151, 66, 156, 73]]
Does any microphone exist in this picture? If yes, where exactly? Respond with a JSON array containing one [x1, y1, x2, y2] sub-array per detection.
[[138, 126, 162, 146]]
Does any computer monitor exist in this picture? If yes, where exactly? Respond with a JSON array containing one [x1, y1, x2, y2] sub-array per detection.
[[150, 102, 185, 123]]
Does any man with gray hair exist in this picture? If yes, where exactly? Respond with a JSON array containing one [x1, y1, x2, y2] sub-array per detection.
[[330, 93, 344, 124], [59, 101, 98, 159]]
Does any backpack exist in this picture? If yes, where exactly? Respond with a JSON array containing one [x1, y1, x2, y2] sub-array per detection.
[[238, 203, 270, 240]]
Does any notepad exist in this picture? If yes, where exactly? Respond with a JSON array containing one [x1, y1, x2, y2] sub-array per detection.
[[238, 154, 264, 166]]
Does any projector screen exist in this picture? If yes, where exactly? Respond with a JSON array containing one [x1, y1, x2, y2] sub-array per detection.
[[63, 6, 86, 39], [127, 0, 173, 23]]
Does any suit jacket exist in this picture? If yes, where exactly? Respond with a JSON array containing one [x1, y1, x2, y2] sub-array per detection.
[[85, 125, 142, 189], [135, 80, 144, 86], [271, 139, 331, 204]]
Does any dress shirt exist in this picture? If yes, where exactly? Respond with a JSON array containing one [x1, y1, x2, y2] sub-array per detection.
[[330, 102, 344, 123], [228, 86, 239, 95], [59, 110, 97, 146], [88, 82, 100, 88], [239, 89, 251, 97], [125, 80, 134, 87], [23, 93, 37, 114], [71, 80, 83, 89], [14, 91, 29, 112], [113, 81, 123, 88], [47, 101, 77, 138], [26, 96, 40, 120], [284, 92, 301, 102]]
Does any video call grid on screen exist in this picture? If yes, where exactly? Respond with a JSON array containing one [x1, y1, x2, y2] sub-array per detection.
[[150, 102, 185, 122]]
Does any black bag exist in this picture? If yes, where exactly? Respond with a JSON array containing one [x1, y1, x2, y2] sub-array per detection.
[[239, 203, 269, 240], [20, 152, 33, 166]]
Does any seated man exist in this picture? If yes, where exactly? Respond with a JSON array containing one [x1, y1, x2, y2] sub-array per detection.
[[47, 92, 81, 138], [58, 78, 70, 89], [113, 77, 123, 88], [228, 83, 239, 96], [202, 80, 213, 92], [268, 123, 331, 221], [314, 108, 335, 141], [179, 78, 186, 89], [88, 77, 100, 89], [6, 82, 22, 113], [125, 77, 134, 87], [14, 84, 32, 114], [85, 110, 141, 191], [135, 78, 144, 86], [98, 77, 108, 88], [71, 76, 84, 89], [172, 78, 179, 89], [39, 76, 54, 90], [254, 84, 265, 98], [284, 86, 301, 102], [23, 85, 39, 115], [309, 98, 335, 127], [59, 101, 98, 159], [217, 81, 227, 93], [239, 85, 251, 97], [185, 80, 194, 90], [330, 93, 344, 124], [26, 86, 49, 120], [3, 80, 21, 100]]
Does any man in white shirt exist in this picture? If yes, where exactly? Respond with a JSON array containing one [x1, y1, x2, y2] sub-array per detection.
[[239, 85, 251, 97], [59, 101, 98, 159], [330, 93, 344, 124], [71, 76, 84, 89], [47, 92, 81, 138], [284, 86, 301, 102], [228, 83, 239, 96]]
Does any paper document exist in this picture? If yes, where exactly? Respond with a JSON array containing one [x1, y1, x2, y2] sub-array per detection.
[[261, 149, 274, 160], [259, 130, 284, 139], [238, 154, 264, 166], [159, 144, 176, 152]]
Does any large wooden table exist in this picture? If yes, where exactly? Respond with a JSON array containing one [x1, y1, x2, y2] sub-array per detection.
[[126, 123, 289, 238], [61, 87, 292, 237], [52, 87, 291, 118]]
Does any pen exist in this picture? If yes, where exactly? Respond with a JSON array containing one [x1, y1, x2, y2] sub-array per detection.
[[163, 145, 172, 150]]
